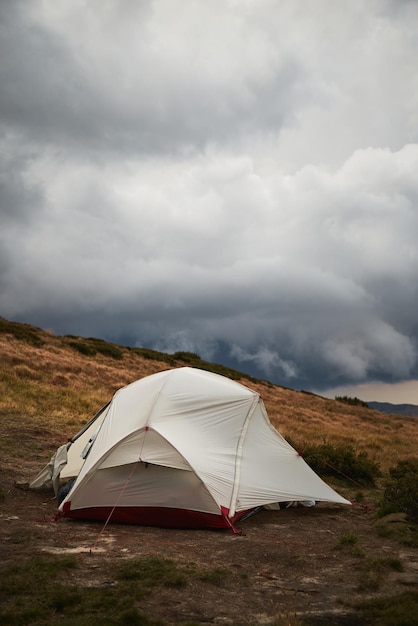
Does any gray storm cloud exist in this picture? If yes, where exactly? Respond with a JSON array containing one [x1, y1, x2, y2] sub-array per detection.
[[1, 0, 418, 391]]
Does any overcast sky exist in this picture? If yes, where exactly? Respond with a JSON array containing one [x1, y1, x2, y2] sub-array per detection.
[[1, 0, 418, 402]]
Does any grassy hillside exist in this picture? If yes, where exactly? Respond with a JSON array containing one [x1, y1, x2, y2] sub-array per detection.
[[2, 317, 418, 625], [1, 316, 418, 478]]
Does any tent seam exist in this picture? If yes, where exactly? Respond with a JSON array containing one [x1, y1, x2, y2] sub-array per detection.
[[228, 393, 260, 518]]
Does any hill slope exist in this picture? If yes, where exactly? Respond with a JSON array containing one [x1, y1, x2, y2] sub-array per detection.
[[1, 316, 417, 476], [1, 317, 418, 624]]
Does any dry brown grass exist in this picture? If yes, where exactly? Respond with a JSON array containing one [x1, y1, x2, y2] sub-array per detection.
[[1, 324, 418, 472]]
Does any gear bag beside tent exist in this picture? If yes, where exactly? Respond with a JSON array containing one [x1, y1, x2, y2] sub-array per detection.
[[30, 367, 350, 530]]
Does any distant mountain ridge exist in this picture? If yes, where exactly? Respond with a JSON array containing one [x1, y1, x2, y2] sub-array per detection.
[[368, 401, 418, 418]]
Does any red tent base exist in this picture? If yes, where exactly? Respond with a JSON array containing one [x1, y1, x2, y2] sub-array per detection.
[[61, 502, 251, 530]]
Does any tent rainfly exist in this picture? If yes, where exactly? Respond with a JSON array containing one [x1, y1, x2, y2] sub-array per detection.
[[30, 367, 350, 531]]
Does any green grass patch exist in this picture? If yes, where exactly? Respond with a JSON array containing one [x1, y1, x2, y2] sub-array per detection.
[[196, 566, 228, 586], [371, 556, 403, 572], [336, 533, 359, 546], [0, 554, 77, 598], [68, 341, 97, 357], [130, 346, 261, 383], [86, 338, 124, 360], [66, 336, 124, 360], [299, 442, 381, 487], [356, 556, 404, 593], [379, 458, 418, 522], [117, 556, 188, 589], [129, 347, 177, 366], [0, 554, 230, 625], [357, 591, 418, 625], [375, 519, 418, 548], [0, 318, 44, 347], [335, 533, 365, 558], [335, 395, 369, 408], [118, 556, 229, 589]]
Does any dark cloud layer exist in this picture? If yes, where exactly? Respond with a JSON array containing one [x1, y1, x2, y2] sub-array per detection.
[[1, 1, 418, 396]]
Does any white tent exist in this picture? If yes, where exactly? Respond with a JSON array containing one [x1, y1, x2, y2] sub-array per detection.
[[31, 367, 350, 530]]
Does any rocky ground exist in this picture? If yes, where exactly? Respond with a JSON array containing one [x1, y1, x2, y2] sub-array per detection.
[[2, 469, 418, 625]]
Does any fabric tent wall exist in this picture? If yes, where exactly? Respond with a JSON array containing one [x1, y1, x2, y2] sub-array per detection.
[[60, 405, 110, 480], [35, 367, 350, 529]]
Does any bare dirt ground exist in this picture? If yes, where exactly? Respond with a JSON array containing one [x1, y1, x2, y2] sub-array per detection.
[[2, 328, 418, 623], [2, 461, 418, 626]]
